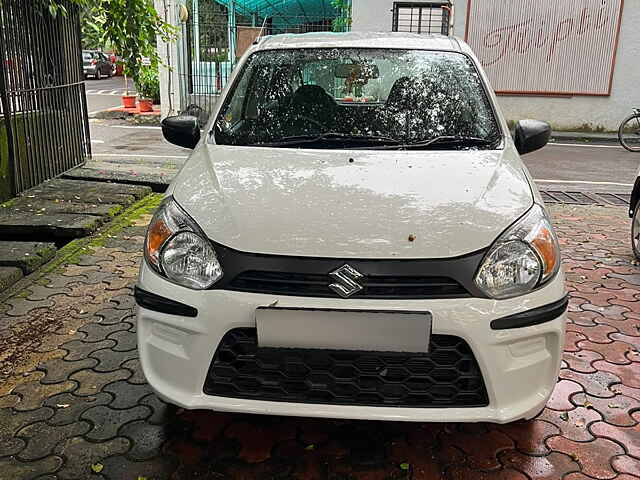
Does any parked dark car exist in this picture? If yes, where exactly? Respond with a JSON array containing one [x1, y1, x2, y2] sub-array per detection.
[[82, 50, 113, 80]]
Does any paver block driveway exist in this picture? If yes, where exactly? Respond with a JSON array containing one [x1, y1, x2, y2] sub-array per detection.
[[0, 200, 639, 480]]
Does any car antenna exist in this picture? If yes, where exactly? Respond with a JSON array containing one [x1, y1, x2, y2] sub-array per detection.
[[253, 17, 269, 45]]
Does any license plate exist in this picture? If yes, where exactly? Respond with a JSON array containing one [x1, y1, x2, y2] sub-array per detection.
[[255, 307, 432, 353]]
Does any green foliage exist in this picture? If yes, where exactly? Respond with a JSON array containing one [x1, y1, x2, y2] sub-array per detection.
[[331, 0, 352, 32], [80, 3, 106, 49], [44, 0, 176, 88], [98, 0, 176, 86], [135, 65, 160, 101]]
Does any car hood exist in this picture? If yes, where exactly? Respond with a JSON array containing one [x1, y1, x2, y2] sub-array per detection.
[[171, 144, 534, 259]]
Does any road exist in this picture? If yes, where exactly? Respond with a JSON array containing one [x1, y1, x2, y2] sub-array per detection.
[[84, 75, 134, 115], [527, 142, 638, 193]]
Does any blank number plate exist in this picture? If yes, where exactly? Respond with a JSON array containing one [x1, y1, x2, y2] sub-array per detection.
[[255, 307, 432, 353]]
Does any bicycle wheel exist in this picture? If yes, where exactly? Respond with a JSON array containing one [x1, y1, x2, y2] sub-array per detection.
[[619, 113, 640, 152], [632, 201, 640, 260]]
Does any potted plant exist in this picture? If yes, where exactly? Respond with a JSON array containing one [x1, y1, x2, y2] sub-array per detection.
[[94, 0, 175, 110], [122, 73, 137, 108], [135, 65, 159, 112]]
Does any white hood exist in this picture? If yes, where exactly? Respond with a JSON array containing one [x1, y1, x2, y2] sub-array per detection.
[[171, 143, 533, 259]]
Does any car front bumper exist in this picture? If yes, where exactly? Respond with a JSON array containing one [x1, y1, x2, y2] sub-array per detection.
[[136, 262, 566, 423]]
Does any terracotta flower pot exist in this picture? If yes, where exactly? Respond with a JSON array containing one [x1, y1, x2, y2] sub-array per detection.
[[122, 94, 136, 109], [138, 98, 153, 112]]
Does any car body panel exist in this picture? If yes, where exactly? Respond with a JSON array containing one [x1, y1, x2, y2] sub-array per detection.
[[172, 143, 533, 259], [137, 262, 566, 423]]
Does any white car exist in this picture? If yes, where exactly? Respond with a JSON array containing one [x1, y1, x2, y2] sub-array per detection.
[[136, 32, 567, 424]]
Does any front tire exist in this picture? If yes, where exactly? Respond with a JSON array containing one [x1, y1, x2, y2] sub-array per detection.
[[632, 202, 640, 260], [619, 114, 640, 152]]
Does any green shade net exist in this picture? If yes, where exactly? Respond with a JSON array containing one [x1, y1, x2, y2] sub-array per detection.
[[212, 0, 342, 25]]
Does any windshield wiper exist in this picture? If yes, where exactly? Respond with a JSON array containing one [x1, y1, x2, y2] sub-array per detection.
[[250, 132, 402, 147], [362, 136, 501, 150]]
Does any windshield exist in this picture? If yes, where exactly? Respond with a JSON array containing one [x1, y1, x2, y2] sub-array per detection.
[[82, 52, 93, 60], [214, 48, 501, 149]]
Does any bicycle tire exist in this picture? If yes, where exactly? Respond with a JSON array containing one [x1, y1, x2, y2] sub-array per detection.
[[619, 113, 640, 152], [632, 201, 640, 260]]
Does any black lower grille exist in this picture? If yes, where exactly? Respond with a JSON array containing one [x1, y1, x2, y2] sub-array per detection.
[[203, 328, 489, 408], [230, 271, 469, 299]]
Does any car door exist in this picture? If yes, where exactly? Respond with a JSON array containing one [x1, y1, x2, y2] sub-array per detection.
[[99, 53, 109, 75]]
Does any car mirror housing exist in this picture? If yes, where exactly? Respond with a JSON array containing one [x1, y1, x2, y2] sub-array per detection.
[[514, 119, 551, 155], [162, 115, 200, 149]]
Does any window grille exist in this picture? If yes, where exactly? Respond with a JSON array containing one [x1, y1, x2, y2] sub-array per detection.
[[392, 2, 451, 35]]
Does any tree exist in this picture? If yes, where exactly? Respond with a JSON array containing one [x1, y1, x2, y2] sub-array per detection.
[[46, 0, 175, 90], [79, 2, 106, 50], [331, 0, 351, 32]]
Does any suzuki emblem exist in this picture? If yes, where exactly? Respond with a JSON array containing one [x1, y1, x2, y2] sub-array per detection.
[[329, 264, 364, 298]]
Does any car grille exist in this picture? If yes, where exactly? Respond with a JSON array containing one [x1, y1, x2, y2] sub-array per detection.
[[203, 328, 489, 408], [229, 271, 469, 299]]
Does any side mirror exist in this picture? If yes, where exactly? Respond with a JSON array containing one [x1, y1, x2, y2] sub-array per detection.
[[161, 115, 200, 149], [514, 119, 551, 155]]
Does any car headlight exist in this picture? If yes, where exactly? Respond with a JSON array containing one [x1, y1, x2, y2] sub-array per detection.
[[144, 196, 223, 289], [475, 204, 560, 299]]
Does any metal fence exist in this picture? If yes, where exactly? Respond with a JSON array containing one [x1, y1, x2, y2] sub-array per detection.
[[0, 0, 90, 199], [176, 8, 349, 121]]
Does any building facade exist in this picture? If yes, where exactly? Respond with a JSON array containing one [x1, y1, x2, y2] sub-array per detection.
[[352, 0, 638, 132]]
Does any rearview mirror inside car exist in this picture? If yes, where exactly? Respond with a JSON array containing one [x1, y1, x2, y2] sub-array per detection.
[[161, 115, 200, 149], [514, 119, 551, 155], [334, 62, 380, 79]]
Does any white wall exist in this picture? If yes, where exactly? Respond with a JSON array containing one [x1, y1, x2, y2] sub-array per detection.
[[352, 0, 639, 131]]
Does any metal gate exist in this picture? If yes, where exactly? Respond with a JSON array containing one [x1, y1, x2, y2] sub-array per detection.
[[0, 0, 90, 201], [176, 0, 350, 121]]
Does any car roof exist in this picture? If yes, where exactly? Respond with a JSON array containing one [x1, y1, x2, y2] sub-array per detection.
[[255, 31, 467, 53]]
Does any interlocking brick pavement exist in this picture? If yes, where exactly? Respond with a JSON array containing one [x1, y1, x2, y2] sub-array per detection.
[[0, 202, 640, 480]]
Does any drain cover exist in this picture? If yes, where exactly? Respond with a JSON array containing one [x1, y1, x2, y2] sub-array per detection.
[[541, 191, 630, 206]]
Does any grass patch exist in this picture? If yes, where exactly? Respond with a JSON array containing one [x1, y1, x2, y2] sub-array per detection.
[[0, 197, 17, 209], [107, 204, 124, 217]]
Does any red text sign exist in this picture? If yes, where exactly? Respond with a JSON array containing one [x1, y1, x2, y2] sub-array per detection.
[[465, 0, 624, 95]]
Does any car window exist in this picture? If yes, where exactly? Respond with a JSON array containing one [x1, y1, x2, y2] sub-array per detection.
[[214, 48, 501, 149], [82, 52, 93, 61]]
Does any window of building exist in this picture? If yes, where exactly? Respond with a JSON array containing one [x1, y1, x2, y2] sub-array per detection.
[[392, 2, 451, 35]]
